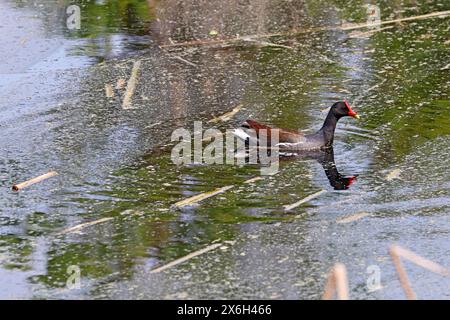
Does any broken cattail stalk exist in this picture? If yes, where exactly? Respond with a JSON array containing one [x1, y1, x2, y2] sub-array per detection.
[[105, 84, 115, 98], [244, 176, 264, 184], [389, 246, 417, 300], [283, 189, 326, 211], [122, 60, 142, 109], [202, 132, 223, 143], [389, 245, 449, 299], [348, 26, 393, 38], [336, 212, 370, 224], [322, 263, 349, 300], [340, 10, 450, 31], [56, 217, 114, 235], [394, 246, 449, 276], [385, 168, 402, 181], [12, 171, 58, 191], [172, 185, 234, 209], [160, 11, 450, 49], [116, 78, 126, 90], [169, 55, 197, 67], [150, 243, 223, 273], [241, 38, 294, 49]]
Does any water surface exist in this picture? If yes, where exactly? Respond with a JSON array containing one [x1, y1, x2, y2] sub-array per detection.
[[0, 0, 449, 299]]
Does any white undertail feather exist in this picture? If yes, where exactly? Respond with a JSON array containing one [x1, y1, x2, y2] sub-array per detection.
[[232, 128, 251, 141], [233, 128, 261, 146]]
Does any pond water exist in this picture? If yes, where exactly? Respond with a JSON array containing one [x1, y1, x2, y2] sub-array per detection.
[[0, 0, 449, 299]]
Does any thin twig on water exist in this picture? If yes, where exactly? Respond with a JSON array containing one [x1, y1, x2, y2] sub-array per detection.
[[244, 177, 264, 184], [336, 212, 370, 224], [160, 11, 450, 49]]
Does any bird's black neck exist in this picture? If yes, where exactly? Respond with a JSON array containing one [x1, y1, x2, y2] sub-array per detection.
[[319, 110, 340, 147]]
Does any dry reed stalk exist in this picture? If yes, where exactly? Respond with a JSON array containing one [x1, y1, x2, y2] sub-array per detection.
[[122, 60, 142, 109], [395, 247, 449, 276], [105, 84, 115, 98], [348, 26, 393, 38], [241, 38, 294, 49], [172, 185, 234, 209], [390, 246, 417, 300], [340, 10, 450, 31], [116, 78, 126, 90], [12, 171, 58, 191], [244, 177, 264, 184], [208, 104, 243, 123], [56, 217, 114, 235], [169, 55, 197, 67], [283, 189, 326, 211], [201, 132, 223, 143], [150, 243, 222, 273], [390, 245, 449, 299], [336, 212, 370, 224], [385, 168, 402, 181], [322, 263, 349, 300]]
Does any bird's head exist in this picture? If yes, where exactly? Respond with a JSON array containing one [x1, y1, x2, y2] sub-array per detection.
[[332, 100, 360, 119]]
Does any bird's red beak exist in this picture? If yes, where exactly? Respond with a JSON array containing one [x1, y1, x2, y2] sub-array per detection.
[[345, 100, 360, 119], [347, 176, 358, 187]]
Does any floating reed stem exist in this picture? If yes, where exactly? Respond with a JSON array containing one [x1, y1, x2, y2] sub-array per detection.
[[390, 245, 449, 300], [116, 78, 126, 90], [172, 185, 234, 209], [336, 212, 370, 224], [150, 243, 222, 273], [122, 60, 142, 109], [105, 84, 115, 98], [243, 176, 264, 184], [12, 171, 58, 191], [385, 168, 402, 181], [349, 26, 393, 38], [322, 263, 349, 300], [340, 10, 450, 31], [161, 11, 450, 49], [208, 104, 243, 123], [393, 246, 449, 276], [283, 189, 326, 211], [169, 55, 197, 67]]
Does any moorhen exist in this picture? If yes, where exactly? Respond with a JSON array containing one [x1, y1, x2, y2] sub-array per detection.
[[233, 101, 360, 151]]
